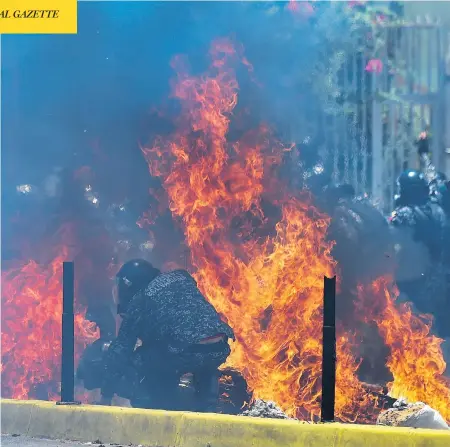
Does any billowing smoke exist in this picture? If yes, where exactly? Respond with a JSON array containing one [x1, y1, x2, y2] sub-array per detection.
[[3, 1, 361, 267], [7, 1, 442, 415]]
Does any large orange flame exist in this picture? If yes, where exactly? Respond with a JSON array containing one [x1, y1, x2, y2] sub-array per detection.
[[142, 38, 375, 421], [357, 277, 450, 420], [1, 226, 99, 400]]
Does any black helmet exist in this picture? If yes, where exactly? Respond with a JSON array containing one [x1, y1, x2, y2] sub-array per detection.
[[396, 169, 428, 205], [397, 169, 427, 188], [114, 259, 160, 315]]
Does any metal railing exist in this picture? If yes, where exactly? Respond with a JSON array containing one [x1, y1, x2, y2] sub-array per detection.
[[281, 20, 448, 215]]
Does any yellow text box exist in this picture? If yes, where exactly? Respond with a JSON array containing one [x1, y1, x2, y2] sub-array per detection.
[[0, 0, 77, 34]]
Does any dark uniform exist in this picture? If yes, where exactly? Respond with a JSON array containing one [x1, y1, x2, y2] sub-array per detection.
[[429, 172, 450, 215], [390, 170, 449, 337], [390, 170, 446, 263], [391, 203, 447, 257], [102, 263, 234, 411]]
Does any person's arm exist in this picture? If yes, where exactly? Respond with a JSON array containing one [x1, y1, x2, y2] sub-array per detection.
[[390, 207, 414, 228], [100, 298, 142, 401], [416, 130, 430, 155]]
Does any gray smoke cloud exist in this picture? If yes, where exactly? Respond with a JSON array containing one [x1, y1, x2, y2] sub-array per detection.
[[2, 1, 364, 263]]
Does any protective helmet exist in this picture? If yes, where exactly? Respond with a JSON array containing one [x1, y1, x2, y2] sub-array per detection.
[[396, 169, 428, 204], [114, 259, 160, 315]]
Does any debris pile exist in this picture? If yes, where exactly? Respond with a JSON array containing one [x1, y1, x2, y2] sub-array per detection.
[[240, 399, 293, 420], [377, 398, 449, 430]]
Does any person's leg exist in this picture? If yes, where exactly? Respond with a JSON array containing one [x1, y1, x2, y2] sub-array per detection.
[[130, 372, 181, 410], [130, 340, 232, 411], [130, 346, 185, 410], [183, 341, 231, 413], [192, 368, 222, 412]]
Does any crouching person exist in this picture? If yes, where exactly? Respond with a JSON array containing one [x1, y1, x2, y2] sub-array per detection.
[[100, 259, 234, 412]]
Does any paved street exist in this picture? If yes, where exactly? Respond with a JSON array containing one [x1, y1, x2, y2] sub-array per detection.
[[1, 435, 132, 447]]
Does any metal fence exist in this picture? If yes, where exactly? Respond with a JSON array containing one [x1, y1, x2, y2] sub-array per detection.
[[370, 23, 448, 213], [283, 21, 448, 215]]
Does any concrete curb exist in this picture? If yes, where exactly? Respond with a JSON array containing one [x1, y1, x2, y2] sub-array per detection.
[[1, 399, 450, 447]]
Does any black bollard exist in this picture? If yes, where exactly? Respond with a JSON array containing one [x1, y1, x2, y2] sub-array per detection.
[[320, 275, 336, 422], [58, 261, 80, 405]]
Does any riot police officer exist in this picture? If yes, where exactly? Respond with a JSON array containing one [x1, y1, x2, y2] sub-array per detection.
[[100, 259, 234, 411], [429, 172, 450, 214], [391, 169, 446, 260], [390, 169, 449, 337]]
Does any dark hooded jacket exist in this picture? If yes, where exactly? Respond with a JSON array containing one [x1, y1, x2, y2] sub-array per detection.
[[390, 202, 447, 262], [101, 270, 234, 397]]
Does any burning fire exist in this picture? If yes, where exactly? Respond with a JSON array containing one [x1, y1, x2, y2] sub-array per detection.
[[3, 31, 449, 425], [142, 37, 450, 422], [1, 229, 99, 400], [142, 38, 376, 421], [357, 277, 450, 420]]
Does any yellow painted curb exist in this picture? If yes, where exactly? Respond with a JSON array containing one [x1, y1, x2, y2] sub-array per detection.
[[1, 399, 450, 447]]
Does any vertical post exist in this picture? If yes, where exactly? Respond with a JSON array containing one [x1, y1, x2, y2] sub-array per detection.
[[60, 261, 75, 403], [321, 276, 336, 422]]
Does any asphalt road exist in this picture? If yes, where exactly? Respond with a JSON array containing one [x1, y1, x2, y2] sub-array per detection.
[[1, 435, 134, 447]]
